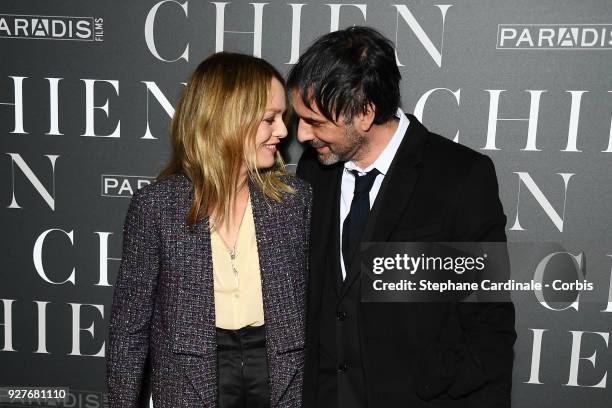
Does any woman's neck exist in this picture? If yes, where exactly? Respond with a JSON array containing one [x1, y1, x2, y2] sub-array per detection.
[[213, 174, 250, 245]]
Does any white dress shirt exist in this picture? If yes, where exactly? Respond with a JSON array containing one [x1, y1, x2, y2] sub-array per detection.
[[339, 108, 410, 280]]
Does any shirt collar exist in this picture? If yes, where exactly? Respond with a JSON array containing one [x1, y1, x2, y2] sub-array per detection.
[[344, 108, 410, 176]]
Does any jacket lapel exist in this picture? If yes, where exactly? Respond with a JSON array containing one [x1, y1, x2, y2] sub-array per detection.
[[369, 115, 426, 242], [249, 179, 305, 407], [339, 115, 427, 298], [170, 176, 218, 405], [308, 164, 343, 296]]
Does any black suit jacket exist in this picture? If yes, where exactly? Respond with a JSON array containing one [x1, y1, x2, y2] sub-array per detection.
[[296, 114, 516, 407]]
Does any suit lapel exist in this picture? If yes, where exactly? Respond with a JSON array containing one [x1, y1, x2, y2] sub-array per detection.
[[369, 115, 426, 242], [329, 169, 343, 294], [308, 164, 343, 297], [339, 115, 427, 298]]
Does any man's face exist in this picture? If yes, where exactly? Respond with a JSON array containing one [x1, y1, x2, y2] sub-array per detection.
[[291, 89, 365, 165]]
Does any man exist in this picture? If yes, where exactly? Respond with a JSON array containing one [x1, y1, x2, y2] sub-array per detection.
[[288, 26, 516, 408]]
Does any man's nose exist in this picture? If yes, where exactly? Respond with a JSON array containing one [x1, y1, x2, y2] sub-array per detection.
[[296, 119, 313, 143]]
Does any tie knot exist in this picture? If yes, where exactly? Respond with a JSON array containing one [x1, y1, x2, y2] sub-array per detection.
[[350, 168, 380, 194]]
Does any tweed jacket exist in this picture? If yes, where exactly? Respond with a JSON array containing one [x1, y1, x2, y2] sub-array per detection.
[[106, 172, 312, 408]]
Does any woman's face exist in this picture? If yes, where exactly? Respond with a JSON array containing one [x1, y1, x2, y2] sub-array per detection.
[[253, 77, 288, 169]]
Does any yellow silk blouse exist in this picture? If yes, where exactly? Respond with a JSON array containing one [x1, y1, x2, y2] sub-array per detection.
[[210, 200, 265, 329]]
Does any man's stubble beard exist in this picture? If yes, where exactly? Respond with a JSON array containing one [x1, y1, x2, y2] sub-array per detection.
[[316, 124, 367, 166]]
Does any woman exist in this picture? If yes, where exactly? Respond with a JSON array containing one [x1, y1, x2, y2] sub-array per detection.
[[106, 52, 311, 408]]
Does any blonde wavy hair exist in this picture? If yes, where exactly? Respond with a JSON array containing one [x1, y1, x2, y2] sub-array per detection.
[[157, 52, 293, 228]]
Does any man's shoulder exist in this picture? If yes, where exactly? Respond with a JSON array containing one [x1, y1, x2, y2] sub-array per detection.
[[417, 131, 498, 185], [423, 131, 489, 166]]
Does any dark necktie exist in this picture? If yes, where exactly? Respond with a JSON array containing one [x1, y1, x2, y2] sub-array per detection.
[[342, 168, 380, 278]]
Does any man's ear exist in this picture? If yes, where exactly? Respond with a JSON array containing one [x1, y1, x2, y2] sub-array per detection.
[[354, 103, 376, 132]]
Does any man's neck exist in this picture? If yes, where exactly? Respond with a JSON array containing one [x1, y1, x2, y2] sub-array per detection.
[[352, 118, 400, 169]]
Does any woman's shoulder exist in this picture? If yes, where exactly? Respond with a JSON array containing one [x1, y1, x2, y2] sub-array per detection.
[[278, 174, 312, 200], [131, 172, 191, 207], [278, 173, 309, 189]]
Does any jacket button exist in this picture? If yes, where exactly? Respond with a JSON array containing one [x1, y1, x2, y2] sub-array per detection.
[[337, 311, 347, 321], [337, 362, 349, 373]]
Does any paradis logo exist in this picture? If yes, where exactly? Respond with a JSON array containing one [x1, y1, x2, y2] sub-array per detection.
[[0, 14, 103, 41], [497, 24, 612, 49]]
